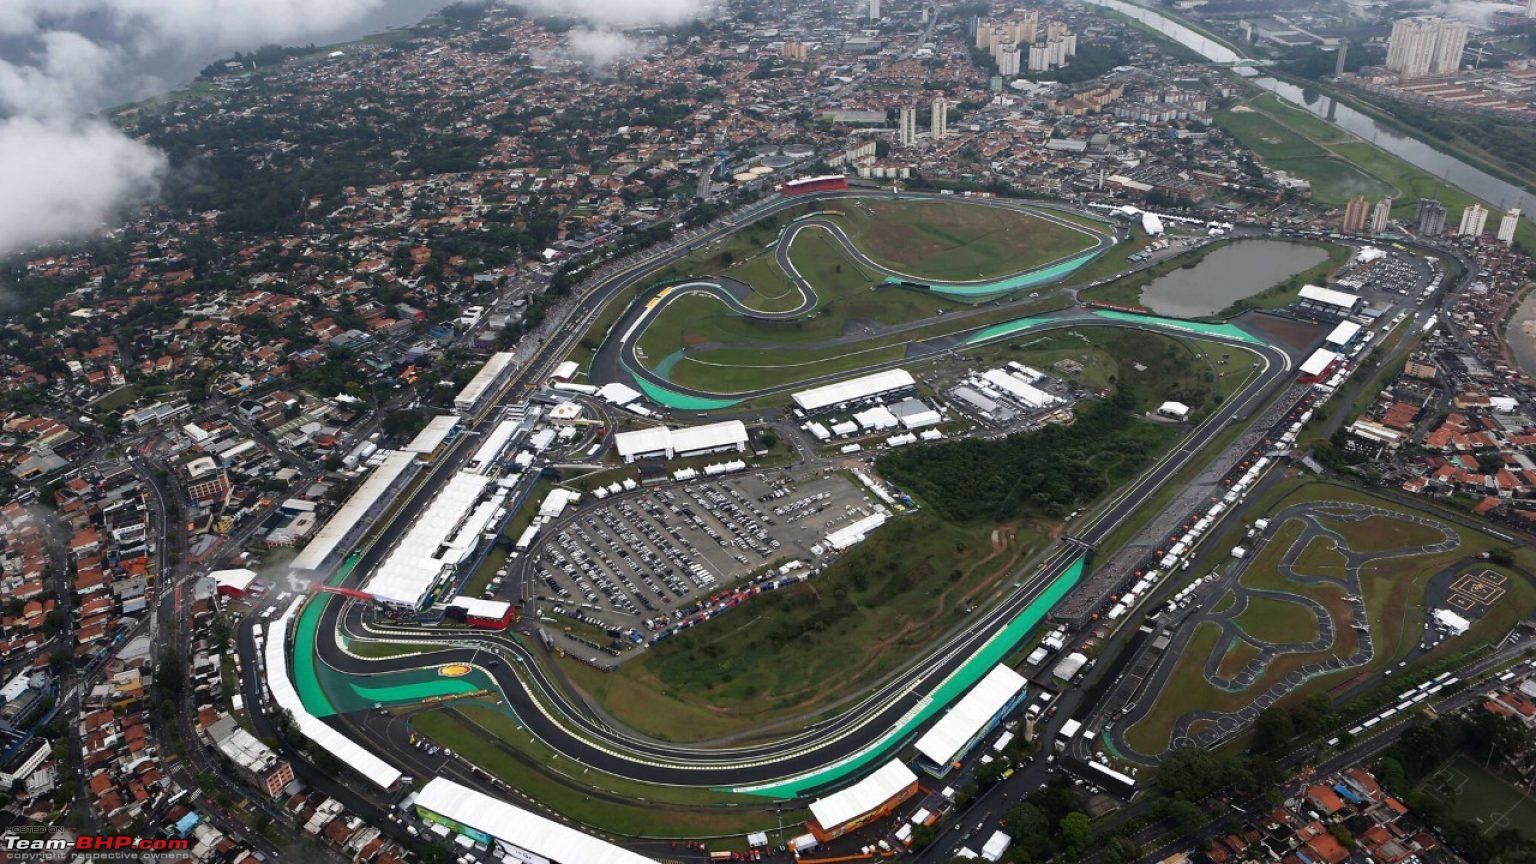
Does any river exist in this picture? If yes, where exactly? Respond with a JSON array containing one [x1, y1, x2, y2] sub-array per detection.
[[1139, 240, 1328, 318], [1506, 289, 1536, 381], [1074, 0, 1533, 213]]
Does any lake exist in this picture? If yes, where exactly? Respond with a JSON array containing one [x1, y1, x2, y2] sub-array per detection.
[[1139, 240, 1328, 318]]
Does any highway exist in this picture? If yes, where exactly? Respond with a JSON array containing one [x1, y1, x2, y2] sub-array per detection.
[[285, 188, 1302, 800]]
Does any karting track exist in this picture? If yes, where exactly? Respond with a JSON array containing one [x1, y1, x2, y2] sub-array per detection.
[[298, 189, 1297, 802]]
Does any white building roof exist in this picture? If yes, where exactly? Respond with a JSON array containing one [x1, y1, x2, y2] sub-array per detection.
[[982, 830, 1012, 860], [405, 415, 460, 454], [1300, 348, 1341, 377], [539, 487, 578, 518], [597, 382, 642, 406], [1298, 284, 1360, 309], [982, 369, 1058, 409], [825, 512, 888, 550], [792, 369, 915, 412], [454, 352, 516, 410], [914, 664, 1028, 767], [854, 405, 899, 430], [1433, 608, 1471, 635], [291, 450, 415, 572], [470, 419, 519, 470], [448, 596, 513, 620], [551, 360, 579, 381], [416, 777, 657, 864], [808, 759, 917, 833], [671, 420, 748, 456], [265, 601, 402, 788], [362, 473, 493, 607], [1158, 401, 1190, 418], [1052, 652, 1088, 681], [1324, 320, 1363, 345], [210, 568, 258, 593], [615, 425, 672, 459], [614, 421, 749, 459]]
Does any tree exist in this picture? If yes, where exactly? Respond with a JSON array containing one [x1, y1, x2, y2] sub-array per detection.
[[1160, 799, 1208, 842], [1060, 812, 1092, 853]]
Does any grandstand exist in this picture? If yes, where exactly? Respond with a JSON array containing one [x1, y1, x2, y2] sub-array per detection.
[[405, 415, 461, 462], [264, 600, 403, 790], [453, 352, 517, 414], [914, 664, 1028, 775], [289, 451, 416, 575], [807, 759, 920, 842], [415, 777, 657, 864]]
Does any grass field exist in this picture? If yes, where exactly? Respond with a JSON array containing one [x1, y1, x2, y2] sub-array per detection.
[[1214, 637, 1264, 680], [409, 701, 790, 838], [1216, 96, 1395, 206], [1233, 594, 1320, 645], [1423, 754, 1536, 845], [832, 198, 1101, 281], [632, 288, 1072, 395], [1125, 621, 1224, 753], [558, 511, 1046, 742], [1122, 479, 1536, 756], [1293, 535, 1349, 578], [592, 198, 1118, 392], [1065, 226, 1151, 288]]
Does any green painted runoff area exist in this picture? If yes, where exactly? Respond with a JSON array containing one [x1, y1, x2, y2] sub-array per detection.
[[293, 552, 495, 717], [1088, 309, 1262, 344], [627, 363, 744, 409], [728, 557, 1085, 799], [965, 313, 1070, 345], [882, 249, 1101, 300]]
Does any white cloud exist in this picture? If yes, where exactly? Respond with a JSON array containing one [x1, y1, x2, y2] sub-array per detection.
[[0, 0, 388, 46], [0, 0, 396, 256], [510, 0, 715, 29], [0, 116, 166, 256], [565, 28, 648, 66], [0, 32, 121, 119]]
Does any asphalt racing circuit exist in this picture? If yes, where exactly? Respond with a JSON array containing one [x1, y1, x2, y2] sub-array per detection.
[[289, 190, 1301, 805]]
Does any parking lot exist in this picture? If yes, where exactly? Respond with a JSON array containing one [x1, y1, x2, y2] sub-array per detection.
[[525, 469, 879, 653]]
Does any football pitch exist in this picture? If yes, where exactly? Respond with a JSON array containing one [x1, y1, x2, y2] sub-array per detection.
[[1425, 753, 1536, 843]]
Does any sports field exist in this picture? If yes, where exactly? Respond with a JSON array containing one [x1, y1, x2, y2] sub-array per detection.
[[1424, 754, 1536, 845]]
